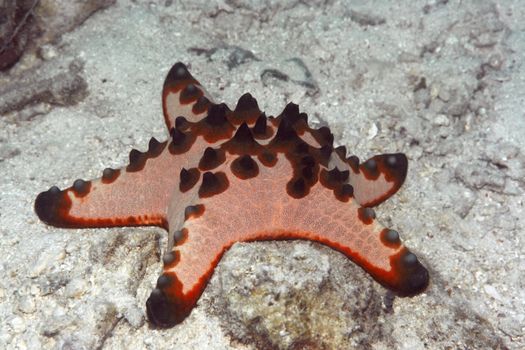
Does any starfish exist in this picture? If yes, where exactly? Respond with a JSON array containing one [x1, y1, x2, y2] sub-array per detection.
[[35, 62, 429, 328]]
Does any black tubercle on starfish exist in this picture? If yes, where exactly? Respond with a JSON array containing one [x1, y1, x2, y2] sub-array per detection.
[[358, 207, 376, 224], [184, 205, 205, 220], [221, 122, 262, 155], [34, 186, 70, 227], [232, 93, 261, 124], [198, 171, 229, 198], [231, 154, 259, 179], [164, 62, 195, 90], [72, 179, 90, 196], [271, 117, 302, 148], [390, 249, 429, 297], [335, 145, 347, 160], [235, 93, 259, 113], [175, 116, 189, 130], [179, 167, 200, 193], [172, 230, 185, 244], [362, 158, 379, 178], [198, 147, 226, 171], [204, 103, 230, 126], [335, 183, 354, 202], [180, 84, 203, 104], [102, 168, 120, 184], [252, 113, 270, 137], [347, 155, 360, 172], [193, 96, 211, 115], [320, 168, 350, 190], [312, 126, 334, 147], [169, 127, 196, 154], [162, 252, 176, 266], [381, 229, 401, 248]]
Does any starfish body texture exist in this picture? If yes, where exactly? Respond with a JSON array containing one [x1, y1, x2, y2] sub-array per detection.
[[35, 62, 429, 327]]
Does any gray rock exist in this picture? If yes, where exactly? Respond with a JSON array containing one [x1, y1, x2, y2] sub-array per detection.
[[0, 58, 88, 116]]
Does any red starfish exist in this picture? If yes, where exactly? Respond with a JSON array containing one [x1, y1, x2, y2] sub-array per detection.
[[35, 62, 429, 327]]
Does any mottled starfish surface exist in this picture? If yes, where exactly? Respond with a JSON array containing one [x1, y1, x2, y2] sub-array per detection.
[[35, 62, 429, 327]]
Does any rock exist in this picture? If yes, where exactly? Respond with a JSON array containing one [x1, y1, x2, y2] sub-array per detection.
[[0, 0, 116, 71], [0, 0, 37, 70], [204, 242, 383, 349], [0, 58, 88, 116], [18, 295, 36, 314]]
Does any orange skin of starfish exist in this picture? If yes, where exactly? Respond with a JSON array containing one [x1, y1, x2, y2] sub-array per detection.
[[35, 62, 429, 327]]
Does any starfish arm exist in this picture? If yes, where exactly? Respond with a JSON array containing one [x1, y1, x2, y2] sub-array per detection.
[[162, 62, 215, 131], [346, 153, 408, 207], [34, 138, 179, 229], [146, 154, 428, 327]]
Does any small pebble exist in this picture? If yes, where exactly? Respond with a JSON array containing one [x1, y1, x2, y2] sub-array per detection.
[[123, 305, 145, 328], [14, 339, 27, 350], [433, 114, 450, 126], [18, 296, 36, 314], [30, 285, 40, 296], [438, 89, 450, 102], [9, 316, 26, 333], [30, 247, 66, 278], [484, 285, 502, 301], [0, 330, 13, 344], [367, 122, 378, 140], [488, 53, 503, 69], [38, 44, 58, 61], [64, 278, 88, 298]]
